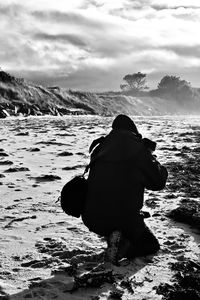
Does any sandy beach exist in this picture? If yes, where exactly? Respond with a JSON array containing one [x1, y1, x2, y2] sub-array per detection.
[[0, 115, 199, 300]]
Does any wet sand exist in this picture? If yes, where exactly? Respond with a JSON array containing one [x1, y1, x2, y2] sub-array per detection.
[[0, 115, 199, 299]]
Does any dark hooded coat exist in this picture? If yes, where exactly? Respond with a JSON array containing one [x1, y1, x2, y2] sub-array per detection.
[[82, 129, 168, 240]]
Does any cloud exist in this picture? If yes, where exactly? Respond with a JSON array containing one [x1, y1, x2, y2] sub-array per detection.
[[164, 45, 200, 58], [151, 0, 200, 8], [33, 32, 87, 47], [0, 0, 200, 90], [0, 0, 85, 12]]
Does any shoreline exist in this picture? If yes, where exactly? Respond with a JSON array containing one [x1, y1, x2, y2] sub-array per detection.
[[1, 114, 200, 121]]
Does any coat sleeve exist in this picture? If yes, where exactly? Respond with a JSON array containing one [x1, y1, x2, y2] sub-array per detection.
[[136, 148, 168, 191], [89, 136, 105, 153]]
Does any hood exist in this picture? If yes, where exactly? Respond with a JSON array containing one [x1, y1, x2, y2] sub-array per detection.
[[92, 129, 143, 162]]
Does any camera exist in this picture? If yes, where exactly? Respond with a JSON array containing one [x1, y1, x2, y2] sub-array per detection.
[[142, 138, 156, 153]]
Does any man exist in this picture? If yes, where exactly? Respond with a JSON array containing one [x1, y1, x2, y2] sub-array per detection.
[[82, 115, 168, 265]]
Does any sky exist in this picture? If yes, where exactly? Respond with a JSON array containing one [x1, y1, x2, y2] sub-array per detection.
[[0, 0, 200, 91]]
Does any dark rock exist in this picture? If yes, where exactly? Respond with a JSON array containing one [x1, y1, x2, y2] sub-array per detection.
[[36, 141, 66, 146], [120, 278, 134, 294], [34, 174, 61, 182], [57, 151, 73, 156], [108, 290, 124, 299], [0, 109, 7, 118], [167, 199, 200, 230], [62, 164, 85, 171], [160, 146, 178, 151], [181, 146, 190, 152], [156, 260, 200, 300], [28, 148, 40, 152], [4, 167, 30, 173], [0, 153, 8, 157], [0, 160, 13, 165], [21, 257, 59, 269], [75, 269, 114, 288], [15, 132, 29, 136], [145, 198, 159, 208]]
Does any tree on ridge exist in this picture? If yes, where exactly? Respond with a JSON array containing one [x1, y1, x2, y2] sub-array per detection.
[[120, 72, 148, 93]]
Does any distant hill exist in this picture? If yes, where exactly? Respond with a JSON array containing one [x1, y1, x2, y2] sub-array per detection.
[[0, 69, 199, 118]]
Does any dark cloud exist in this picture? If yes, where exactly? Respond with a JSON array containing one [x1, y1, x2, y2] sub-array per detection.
[[91, 37, 153, 58], [34, 32, 87, 47], [0, 5, 10, 15], [165, 45, 200, 58]]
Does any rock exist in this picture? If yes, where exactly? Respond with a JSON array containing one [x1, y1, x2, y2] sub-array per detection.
[[28, 148, 40, 152], [145, 198, 159, 208], [0, 153, 9, 157], [34, 174, 61, 182], [0, 160, 13, 165], [51, 263, 76, 276], [108, 290, 124, 299], [62, 164, 85, 171], [57, 151, 73, 156], [156, 259, 200, 300], [15, 132, 29, 136], [4, 167, 30, 173], [75, 269, 114, 288], [167, 199, 200, 230], [0, 109, 7, 118]]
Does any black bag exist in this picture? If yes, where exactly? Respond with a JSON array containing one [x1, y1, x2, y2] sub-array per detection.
[[60, 175, 88, 218]]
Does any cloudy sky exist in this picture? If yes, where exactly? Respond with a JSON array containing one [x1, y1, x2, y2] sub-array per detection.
[[0, 0, 200, 91]]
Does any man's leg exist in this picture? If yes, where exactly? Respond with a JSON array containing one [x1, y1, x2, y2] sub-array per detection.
[[105, 231, 122, 265], [126, 225, 160, 258]]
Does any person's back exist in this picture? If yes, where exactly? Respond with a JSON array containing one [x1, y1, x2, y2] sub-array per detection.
[[82, 114, 168, 264], [82, 129, 146, 235]]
